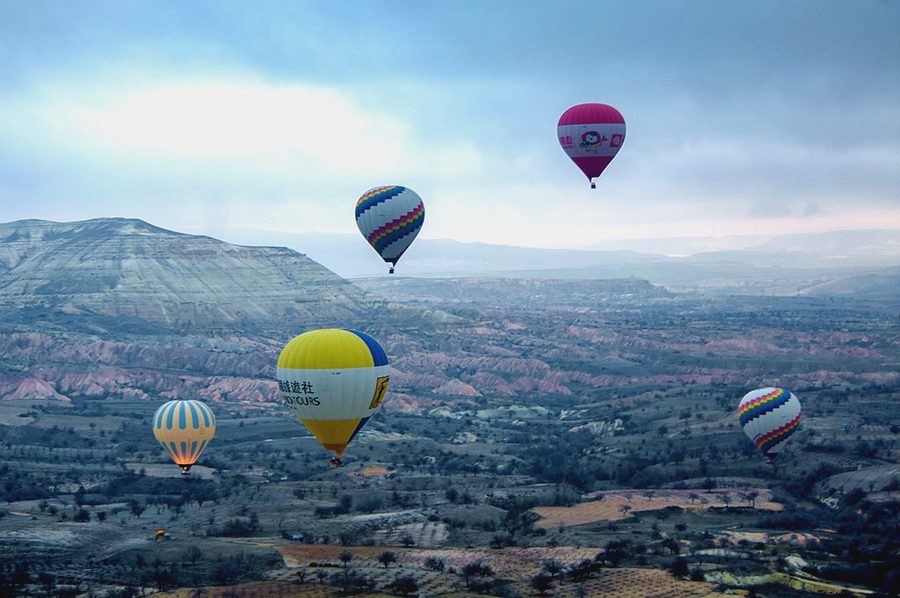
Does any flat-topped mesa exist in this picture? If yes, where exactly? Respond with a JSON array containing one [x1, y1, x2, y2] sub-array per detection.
[[0, 218, 377, 333]]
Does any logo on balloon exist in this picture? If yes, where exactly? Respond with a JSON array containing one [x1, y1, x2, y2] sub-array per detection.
[[580, 130, 606, 152], [369, 376, 390, 409]]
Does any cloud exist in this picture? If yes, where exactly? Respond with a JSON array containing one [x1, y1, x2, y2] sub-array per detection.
[[0, 0, 897, 246], [7, 77, 487, 180], [0, 74, 490, 234]]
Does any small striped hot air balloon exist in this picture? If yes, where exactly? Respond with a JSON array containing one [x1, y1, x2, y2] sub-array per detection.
[[557, 103, 626, 188], [152, 399, 216, 474], [276, 329, 390, 468], [355, 185, 424, 274], [738, 387, 802, 465]]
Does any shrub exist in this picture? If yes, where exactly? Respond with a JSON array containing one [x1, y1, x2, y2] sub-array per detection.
[[669, 558, 689, 578], [389, 574, 419, 596], [377, 551, 396, 568], [424, 557, 445, 573], [531, 573, 554, 595], [330, 570, 373, 593]]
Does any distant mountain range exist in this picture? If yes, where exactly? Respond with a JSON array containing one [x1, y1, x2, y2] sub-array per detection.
[[582, 229, 900, 260], [202, 226, 900, 296]]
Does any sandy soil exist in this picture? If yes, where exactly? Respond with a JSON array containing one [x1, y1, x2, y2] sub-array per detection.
[[533, 488, 781, 528]]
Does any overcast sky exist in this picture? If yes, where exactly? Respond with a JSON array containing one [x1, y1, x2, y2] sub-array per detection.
[[1, 0, 898, 248]]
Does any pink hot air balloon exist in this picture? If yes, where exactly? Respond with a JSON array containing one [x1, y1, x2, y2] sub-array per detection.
[[557, 103, 626, 188]]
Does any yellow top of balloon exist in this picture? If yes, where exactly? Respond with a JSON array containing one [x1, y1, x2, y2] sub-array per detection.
[[277, 328, 388, 370]]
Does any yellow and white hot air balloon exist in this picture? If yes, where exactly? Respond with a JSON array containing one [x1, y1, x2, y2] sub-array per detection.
[[152, 399, 216, 474], [276, 329, 390, 467]]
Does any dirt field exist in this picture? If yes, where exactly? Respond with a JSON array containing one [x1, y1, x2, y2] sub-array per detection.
[[0, 399, 40, 426], [533, 489, 782, 528], [357, 465, 395, 477], [162, 543, 735, 597], [32, 412, 130, 431], [154, 580, 339, 598], [126, 462, 217, 479], [820, 464, 900, 493]]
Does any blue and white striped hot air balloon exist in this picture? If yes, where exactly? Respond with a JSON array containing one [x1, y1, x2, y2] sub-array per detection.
[[738, 387, 802, 464], [355, 185, 424, 274], [152, 399, 216, 474]]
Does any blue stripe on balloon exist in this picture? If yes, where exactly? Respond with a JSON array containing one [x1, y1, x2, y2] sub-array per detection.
[[372, 216, 424, 254], [190, 441, 197, 458], [344, 330, 388, 366], [739, 392, 791, 427], [165, 402, 176, 430], [155, 405, 165, 429], [347, 416, 371, 444], [169, 441, 180, 458], [180, 441, 187, 456], [372, 212, 424, 252], [759, 427, 798, 454], [198, 402, 211, 427], [178, 401, 187, 430], [187, 401, 201, 429], [355, 186, 405, 218]]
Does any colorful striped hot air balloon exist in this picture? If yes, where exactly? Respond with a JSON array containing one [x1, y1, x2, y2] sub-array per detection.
[[557, 103, 626, 188], [355, 185, 424, 274], [276, 329, 390, 467], [152, 399, 216, 474], [738, 387, 802, 464]]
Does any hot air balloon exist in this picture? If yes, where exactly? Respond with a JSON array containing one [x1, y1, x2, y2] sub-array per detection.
[[355, 185, 424, 274], [738, 387, 802, 464], [276, 329, 390, 468], [557, 103, 626, 188], [152, 399, 216, 474]]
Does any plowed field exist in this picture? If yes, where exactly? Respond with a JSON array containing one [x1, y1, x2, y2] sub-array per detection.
[[533, 489, 781, 528]]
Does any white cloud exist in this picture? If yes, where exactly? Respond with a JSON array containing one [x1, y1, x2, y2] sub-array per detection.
[[56, 80, 414, 175], [3, 76, 487, 183], [0, 71, 897, 247]]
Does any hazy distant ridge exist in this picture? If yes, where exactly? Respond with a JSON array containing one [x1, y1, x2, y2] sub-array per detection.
[[205, 227, 900, 296]]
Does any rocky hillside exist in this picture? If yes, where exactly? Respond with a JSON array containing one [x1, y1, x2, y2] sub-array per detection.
[[4, 219, 894, 412], [0, 218, 400, 404], [0, 218, 375, 333]]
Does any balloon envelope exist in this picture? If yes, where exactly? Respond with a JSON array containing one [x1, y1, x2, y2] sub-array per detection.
[[557, 103, 626, 186], [738, 387, 802, 460], [355, 185, 424, 272], [276, 329, 390, 457], [152, 399, 216, 474]]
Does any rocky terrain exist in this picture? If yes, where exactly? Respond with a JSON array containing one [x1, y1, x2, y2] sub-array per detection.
[[0, 218, 376, 332], [0, 218, 897, 597]]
